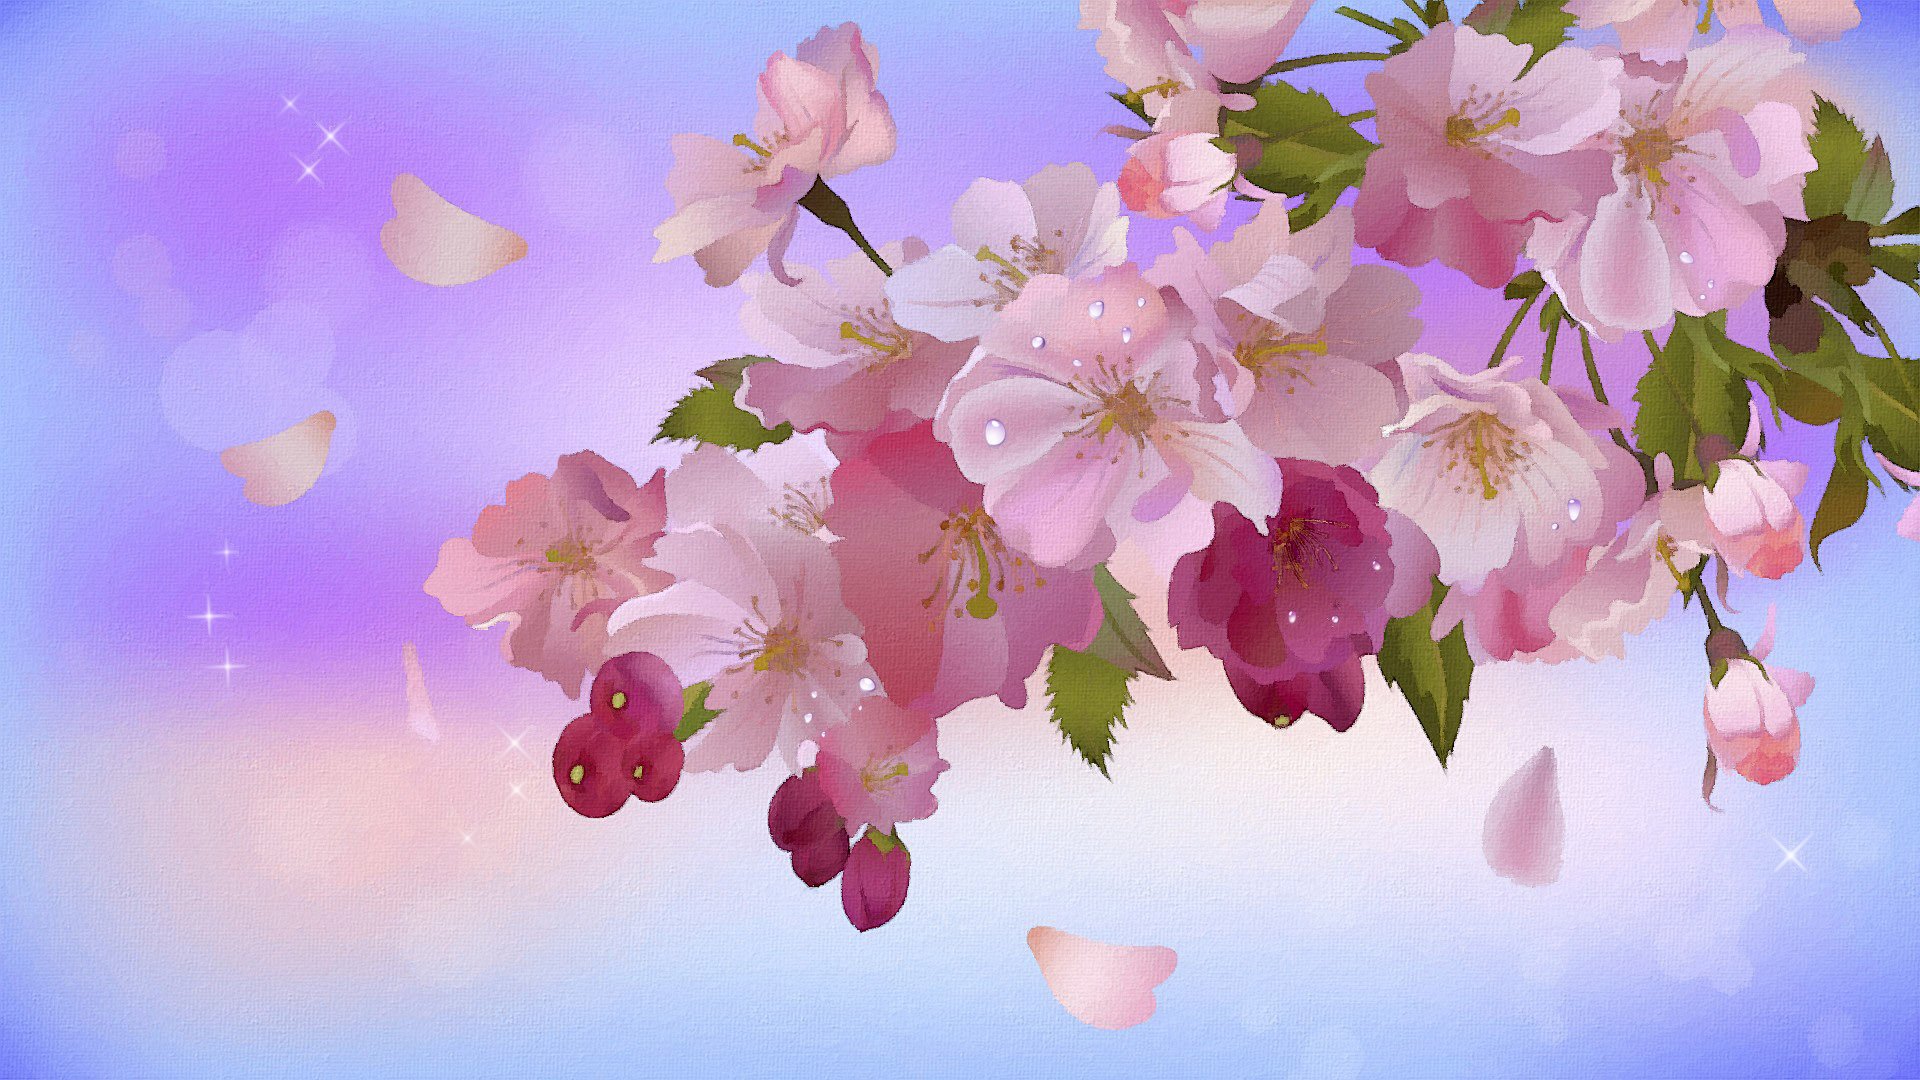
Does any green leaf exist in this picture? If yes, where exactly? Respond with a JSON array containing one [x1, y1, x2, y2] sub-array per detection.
[[1235, 80, 1375, 200], [1811, 423, 1871, 567], [1080, 565, 1174, 680], [656, 355, 794, 450], [675, 681, 720, 742], [1377, 580, 1473, 767], [1872, 205, 1920, 238], [1872, 242, 1920, 296], [1804, 97, 1874, 222], [1503, 269, 1545, 301], [1774, 369, 1846, 426], [1845, 137, 1895, 225], [1633, 317, 1753, 481], [1463, 0, 1576, 67], [1044, 645, 1134, 777]]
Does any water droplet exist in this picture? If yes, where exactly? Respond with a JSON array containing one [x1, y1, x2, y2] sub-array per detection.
[[1071, 358, 1083, 367], [809, 689, 819, 699], [1550, 521, 1561, 531], [858, 676, 877, 693], [1371, 560, 1382, 571], [1136, 296, 1147, 308], [1120, 327, 1132, 344], [1706, 279, 1715, 289], [1031, 335, 1046, 350], [1567, 497, 1582, 521], [983, 419, 1007, 446], [802, 712, 813, 723], [1088, 300, 1105, 319], [1286, 610, 1298, 624], [1679, 250, 1694, 265], [1329, 614, 1340, 625], [1697, 293, 1708, 303]]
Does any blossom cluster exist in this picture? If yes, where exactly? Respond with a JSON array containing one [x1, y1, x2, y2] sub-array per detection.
[[431, 3, 1918, 928]]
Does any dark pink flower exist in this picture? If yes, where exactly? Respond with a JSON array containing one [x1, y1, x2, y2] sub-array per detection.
[[1168, 460, 1437, 729], [816, 699, 949, 833], [426, 452, 669, 698], [841, 831, 911, 931]]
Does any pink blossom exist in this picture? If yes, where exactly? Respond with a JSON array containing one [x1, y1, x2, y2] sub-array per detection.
[[825, 424, 1103, 717], [605, 439, 875, 772], [1353, 25, 1623, 288], [1370, 354, 1646, 590], [426, 451, 670, 698], [817, 698, 950, 834], [936, 266, 1283, 569], [841, 830, 911, 931], [1528, 30, 1815, 337], [740, 240, 974, 434], [885, 164, 1129, 342], [1571, 0, 1858, 55], [1880, 455, 1920, 542], [1083, 0, 1312, 94], [1698, 457, 1809, 578], [1704, 607, 1810, 785], [653, 24, 896, 286], [1148, 204, 1419, 463], [1168, 460, 1438, 730], [1118, 132, 1234, 229]]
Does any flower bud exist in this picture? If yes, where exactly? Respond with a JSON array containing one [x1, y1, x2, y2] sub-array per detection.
[[841, 830, 911, 931]]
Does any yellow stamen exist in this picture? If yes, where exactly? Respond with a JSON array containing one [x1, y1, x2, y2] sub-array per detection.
[[732, 132, 771, 157]]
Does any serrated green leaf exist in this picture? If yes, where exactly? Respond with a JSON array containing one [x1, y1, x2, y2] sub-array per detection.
[[1633, 318, 1752, 482], [1235, 80, 1375, 199], [1805, 97, 1872, 221], [656, 356, 794, 450], [675, 681, 720, 742], [1045, 646, 1133, 777], [1812, 425, 1871, 567], [1081, 565, 1173, 680], [1844, 137, 1895, 225], [1463, 0, 1576, 67], [1377, 580, 1473, 767]]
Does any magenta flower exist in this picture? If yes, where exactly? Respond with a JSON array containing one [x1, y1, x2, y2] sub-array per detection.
[[653, 23, 897, 286], [1118, 132, 1234, 229], [1529, 30, 1815, 336], [769, 769, 852, 887], [1149, 204, 1418, 464], [1168, 460, 1438, 729], [1353, 24, 1623, 288], [1704, 608, 1810, 785], [826, 424, 1103, 717], [740, 239, 974, 434], [841, 830, 911, 932], [936, 266, 1283, 569], [816, 698, 950, 834], [426, 451, 670, 698]]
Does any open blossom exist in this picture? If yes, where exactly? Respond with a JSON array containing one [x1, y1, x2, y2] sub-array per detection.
[[1083, 0, 1312, 98], [1169, 460, 1437, 730], [654, 23, 896, 287], [1353, 24, 1623, 288], [936, 265, 1283, 569], [1705, 607, 1811, 784], [885, 164, 1129, 342], [605, 439, 874, 772], [1149, 204, 1418, 463], [1693, 457, 1809, 577], [826, 424, 1103, 716], [426, 451, 670, 698], [740, 240, 974, 434], [1370, 354, 1646, 591], [817, 698, 950, 834], [1529, 29, 1815, 337], [1571, 0, 1859, 56], [1118, 132, 1234, 229]]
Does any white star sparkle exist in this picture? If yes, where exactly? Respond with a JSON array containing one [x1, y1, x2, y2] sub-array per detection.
[[189, 596, 231, 636], [216, 540, 237, 568], [1773, 835, 1811, 873], [497, 727, 534, 763], [293, 154, 322, 185], [507, 779, 529, 802], [315, 121, 347, 154], [208, 648, 245, 688], [279, 93, 300, 114]]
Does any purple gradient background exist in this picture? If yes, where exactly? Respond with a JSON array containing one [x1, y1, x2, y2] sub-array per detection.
[[3, 1, 1918, 1076]]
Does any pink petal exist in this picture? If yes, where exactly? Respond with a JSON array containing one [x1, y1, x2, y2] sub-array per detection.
[[219, 410, 335, 506], [380, 174, 527, 286], [402, 642, 437, 742], [1026, 926, 1177, 1030], [1482, 746, 1565, 887], [1898, 496, 1920, 542]]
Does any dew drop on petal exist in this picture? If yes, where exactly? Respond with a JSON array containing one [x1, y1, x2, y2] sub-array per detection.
[[1567, 497, 1582, 521], [858, 676, 877, 693], [1088, 300, 1105, 319], [1032, 335, 1046, 350], [809, 689, 819, 699], [1551, 521, 1561, 531], [983, 419, 1007, 446], [1679, 251, 1694, 264], [1371, 560, 1382, 571], [1286, 611, 1298, 624], [1120, 327, 1132, 344], [1072, 358, 1083, 367], [802, 712, 813, 723], [1706, 279, 1715, 289], [1136, 296, 1147, 308], [1330, 614, 1340, 625]]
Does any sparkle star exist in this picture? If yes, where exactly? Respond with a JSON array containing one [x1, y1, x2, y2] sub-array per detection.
[[459, 830, 476, 847], [316, 121, 347, 154], [189, 596, 231, 636], [216, 540, 237, 568], [279, 93, 300, 114], [208, 648, 245, 688], [293, 154, 322, 185], [497, 727, 535, 763], [507, 779, 529, 802], [1773, 835, 1811, 873]]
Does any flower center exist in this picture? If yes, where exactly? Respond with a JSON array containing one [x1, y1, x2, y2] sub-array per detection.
[[732, 598, 815, 674], [1620, 124, 1680, 191], [859, 759, 910, 794], [1269, 515, 1351, 590], [971, 234, 1067, 308], [770, 481, 830, 535], [838, 305, 913, 370], [1233, 316, 1329, 386], [1444, 91, 1521, 151], [732, 131, 793, 173], [1424, 411, 1530, 500], [1120, 78, 1186, 107], [543, 536, 597, 574], [918, 505, 1045, 625]]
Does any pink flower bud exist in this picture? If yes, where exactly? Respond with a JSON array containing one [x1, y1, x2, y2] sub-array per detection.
[[1701, 459, 1809, 579], [1117, 132, 1233, 229], [841, 831, 911, 932], [1704, 660, 1811, 786]]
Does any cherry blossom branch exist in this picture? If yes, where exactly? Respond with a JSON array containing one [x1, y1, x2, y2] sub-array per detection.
[[798, 178, 893, 276], [1582, 326, 1659, 493], [1488, 292, 1540, 367], [1263, 50, 1394, 76], [1540, 305, 1563, 383]]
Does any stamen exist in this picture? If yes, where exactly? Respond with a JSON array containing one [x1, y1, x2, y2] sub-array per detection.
[[732, 133, 771, 157]]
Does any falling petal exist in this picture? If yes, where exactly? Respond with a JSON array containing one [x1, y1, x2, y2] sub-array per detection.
[[380, 173, 527, 286], [1026, 926, 1176, 1030], [1482, 746, 1565, 887], [402, 642, 438, 742], [1702, 748, 1721, 812], [220, 410, 335, 507]]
